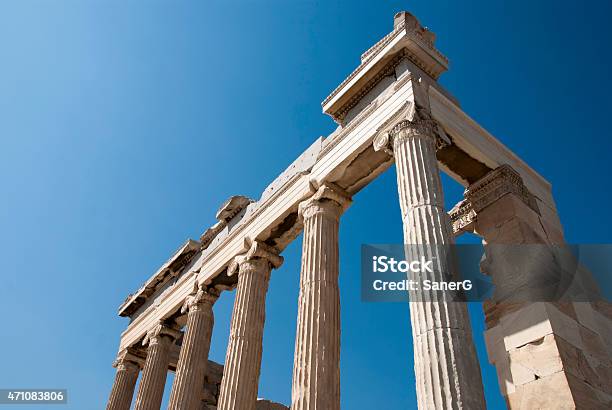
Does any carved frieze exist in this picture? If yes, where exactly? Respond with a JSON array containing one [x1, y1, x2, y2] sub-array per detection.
[[450, 165, 540, 235], [465, 164, 539, 214], [449, 199, 477, 234]]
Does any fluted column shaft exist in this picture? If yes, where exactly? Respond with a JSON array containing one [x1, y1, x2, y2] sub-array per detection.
[[218, 241, 283, 410], [291, 185, 350, 410], [168, 288, 218, 410], [384, 110, 486, 409], [134, 324, 180, 410], [107, 354, 140, 410]]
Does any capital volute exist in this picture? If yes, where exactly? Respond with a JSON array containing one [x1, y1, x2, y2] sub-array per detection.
[[298, 183, 352, 221], [142, 321, 182, 346], [112, 348, 142, 372], [181, 284, 219, 314], [373, 102, 449, 154], [227, 240, 284, 277]]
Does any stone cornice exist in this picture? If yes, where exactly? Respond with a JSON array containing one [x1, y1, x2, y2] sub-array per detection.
[[465, 164, 540, 214], [319, 100, 379, 160], [360, 19, 405, 63], [195, 141, 322, 285], [118, 239, 200, 317], [199, 221, 226, 250], [332, 51, 409, 124], [450, 165, 541, 235], [118, 196, 255, 318], [201, 195, 254, 250], [323, 24, 407, 111], [215, 195, 253, 222], [322, 11, 448, 123]]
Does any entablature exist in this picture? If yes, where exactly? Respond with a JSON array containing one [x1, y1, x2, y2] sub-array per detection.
[[118, 239, 200, 317], [322, 11, 448, 124]]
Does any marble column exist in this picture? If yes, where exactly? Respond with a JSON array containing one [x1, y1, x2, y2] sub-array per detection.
[[167, 287, 219, 410], [133, 323, 181, 410], [291, 184, 351, 410], [374, 103, 486, 409], [107, 349, 141, 410], [217, 241, 283, 410]]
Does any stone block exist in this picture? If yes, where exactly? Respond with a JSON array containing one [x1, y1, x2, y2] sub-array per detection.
[[508, 334, 563, 384], [508, 360, 537, 387], [506, 372, 574, 410], [500, 303, 553, 350]]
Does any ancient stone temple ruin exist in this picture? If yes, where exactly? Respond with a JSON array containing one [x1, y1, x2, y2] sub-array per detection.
[[107, 11, 612, 410]]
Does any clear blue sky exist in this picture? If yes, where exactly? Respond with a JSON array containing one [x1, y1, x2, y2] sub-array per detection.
[[1, 1, 611, 409]]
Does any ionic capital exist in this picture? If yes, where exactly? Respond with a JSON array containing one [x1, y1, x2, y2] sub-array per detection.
[[142, 322, 182, 346], [180, 284, 219, 315], [298, 183, 352, 222], [227, 240, 284, 277], [112, 348, 142, 372], [373, 102, 449, 154]]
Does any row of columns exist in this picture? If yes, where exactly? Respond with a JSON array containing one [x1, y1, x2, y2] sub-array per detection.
[[107, 292, 217, 410], [107, 103, 486, 409]]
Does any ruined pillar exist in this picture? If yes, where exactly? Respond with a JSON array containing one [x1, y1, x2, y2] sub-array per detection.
[[133, 323, 181, 410], [374, 103, 486, 409], [217, 241, 283, 410], [167, 287, 219, 410], [457, 164, 612, 409], [107, 349, 141, 410], [291, 184, 351, 410]]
